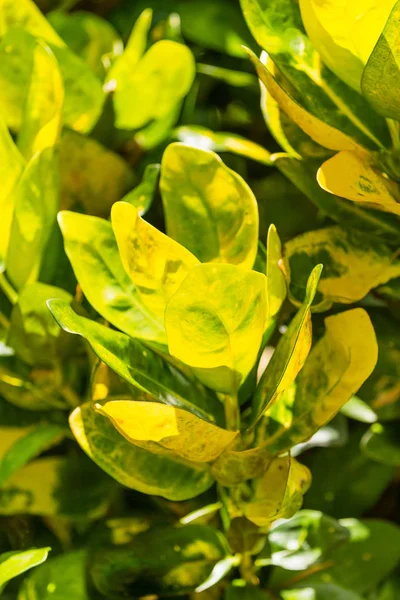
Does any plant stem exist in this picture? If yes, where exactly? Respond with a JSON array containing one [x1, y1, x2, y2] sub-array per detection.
[[224, 394, 240, 431], [0, 273, 17, 305], [387, 119, 400, 150]]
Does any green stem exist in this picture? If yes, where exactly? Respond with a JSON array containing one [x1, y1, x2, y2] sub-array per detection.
[[0, 273, 17, 305], [224, 394, 240, 431], [387, 119, 400, 150]]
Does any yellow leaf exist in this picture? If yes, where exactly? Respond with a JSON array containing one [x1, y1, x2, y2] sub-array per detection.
[[111, 201, 199, 323], [165, 263, 267, 393], [246, 49, 365, 153], [266, 224, 286, 318], [284, 226, 400, 309], [299, 0, 396, 91], [262, 308, 378, 453], [244, 455, 311, 527], [18, 42, 64, 161], [96, 400, 238, 463], [160, 142, 259, 269], [318, 150, 400, 217]]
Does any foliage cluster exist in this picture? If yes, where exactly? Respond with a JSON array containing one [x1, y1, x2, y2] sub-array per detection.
[[1, 0, 400, 598]]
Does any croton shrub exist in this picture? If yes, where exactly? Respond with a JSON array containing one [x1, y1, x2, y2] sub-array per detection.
[[1, 0, 400, 598]]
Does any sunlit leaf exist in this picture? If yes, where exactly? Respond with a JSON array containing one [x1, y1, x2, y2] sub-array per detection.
[[165, 263, 267, 393], [261, 309, 378, 454], [161, 143, 259, 268], [284, 226, 400, 309], [0, 547, 50, 589], [211, 446, 273, 486], [17, 42, 63, 161], [266, 224, 286, 317], [244, 455, 311, 527], [318, 151, 400, 217], [251, 265, 321, 424], [112, 201, 199, 323], [112, 40, 195, 131], [362, 1, 400, 121], [247, 50, 366, 153], [299, 0, 396, 91], [96, 400, 238, 462], [6, 148, 59, 290], [121, 163, 159, 216], [48, 300, 223, 423], [70, 402, 214, 500], [58, 211, 166, 345]]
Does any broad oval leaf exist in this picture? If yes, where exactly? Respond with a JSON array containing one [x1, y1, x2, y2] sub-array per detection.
[[284, 226, 400, 309], [318, 151, 400, 217], [211, 446, 274, 486], [299, 0, 396, 91], [0, 547, 50, 589], [244, 455, 311, 527], [48, 300, 222, 423], [251, 265, 322, 424], [165, 263, 267, 393], [70, 402, 214, 501], [18, 550, 88, 600], [112, 40, 195, 131], [96, 400, 238, 463], [58, 211, 166, 345], [261, 308, 378, 454], [362, 1, 400, 121], [17, 41, 63, 161], [112, 201, 199, 323], [160, 142, 259, 269]]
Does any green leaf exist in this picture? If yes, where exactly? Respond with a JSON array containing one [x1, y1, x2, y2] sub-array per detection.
[[112, 40, 195, 131], [18, 550, 88, 600], [260, 510, 349, 571], [0, 453, 114, 517], [160, 143, 259, 268], [274, 155, 400, 243], [308, 519, 400, 595], [0, 116, 25, 272], [362, 1, 400, 121], [211, 446, 274, 487], [6, 148, 59, 290], [361, 423, 400, 466], [225, 584, 269, 599], [281, 585, 363, 600], [96, 400, 238, 463], [303, 428, 393, 518], [48, 10, 122, 78], [0, 423, 65, 486], [284, 226, 400, 309], [88, 523, 229, 598], [266, 224, 287, 317], [260, 309, 377, 454], [340, 396, 378, 424], [17, 41, 63, 161], [251, 265, 321, 424], [317, 151, 400, 218], [165, 263, 267, 394], [300, 0, 395, 91], [58, 211, 166, 345], [8, 282, 72, 367], [0, 7, 104, 133], [121, 163, 159, 216], [111, 201, 199, 324], [59, 129, 134, 217], [48, 300, 223, 423], [0, 547, 50, 589], [244, 455, 311, 527], [70, 402, 214, 500], [174, 126, 272, 165]]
